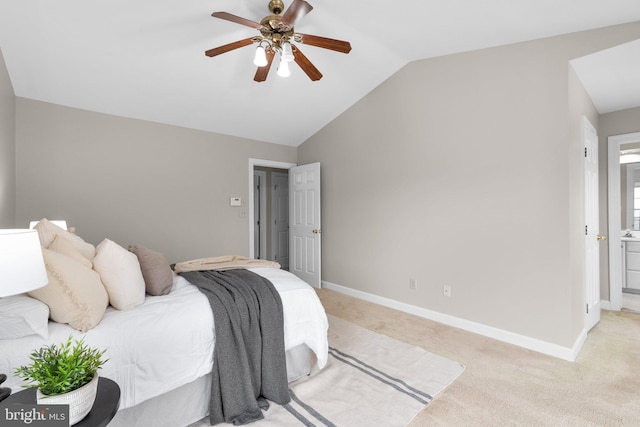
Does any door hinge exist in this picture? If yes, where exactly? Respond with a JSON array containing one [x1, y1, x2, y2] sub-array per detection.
[[585, 225, 588, 235], [585, 147, 587, 157], [586, 303, 589, 314]]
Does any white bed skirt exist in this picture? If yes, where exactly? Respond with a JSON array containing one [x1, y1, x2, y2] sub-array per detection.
[[110, 344, 311, 427]]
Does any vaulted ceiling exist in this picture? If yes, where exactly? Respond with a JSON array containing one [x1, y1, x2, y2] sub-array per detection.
[[1, 1, 640, 146]]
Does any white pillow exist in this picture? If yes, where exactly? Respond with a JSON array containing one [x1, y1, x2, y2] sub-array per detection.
[[0, 295, 50, 340], [92, 239, 145, 310], [33, 218, 96, 260]]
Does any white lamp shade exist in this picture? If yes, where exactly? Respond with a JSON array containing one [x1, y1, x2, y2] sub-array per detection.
[[30, 220, 67, 230], [0, 229, 48, 297]]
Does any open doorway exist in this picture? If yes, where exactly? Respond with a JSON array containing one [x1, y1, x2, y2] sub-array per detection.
[[248, 159, 296, 270], [248, 159, 322, 287], [607, 132, 640, 312], [253, 166, 290, 269]]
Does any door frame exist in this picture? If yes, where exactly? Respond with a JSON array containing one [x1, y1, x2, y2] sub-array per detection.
[[253, 170, 267, 259], [248, 159, 296, 259], [608, 131, 640, 311]]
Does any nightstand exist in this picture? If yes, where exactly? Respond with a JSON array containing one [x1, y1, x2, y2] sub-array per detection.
[[0, 377, 120, 427]]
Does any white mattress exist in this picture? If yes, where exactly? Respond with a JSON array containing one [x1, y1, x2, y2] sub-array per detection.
[[0, 268, 328, 410]]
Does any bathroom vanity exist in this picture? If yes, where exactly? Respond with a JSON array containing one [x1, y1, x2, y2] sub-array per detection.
[[621, 237, 640, 292]]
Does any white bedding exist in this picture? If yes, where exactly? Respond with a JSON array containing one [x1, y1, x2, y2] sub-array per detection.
[[0, 268, 328, 410]]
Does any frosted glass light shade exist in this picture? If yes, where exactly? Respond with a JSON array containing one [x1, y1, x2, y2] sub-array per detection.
[[253, 46, 268, 67], [281, 42, 294, 62], [0, 229, 48, 297], [277, 57, 290, 77]]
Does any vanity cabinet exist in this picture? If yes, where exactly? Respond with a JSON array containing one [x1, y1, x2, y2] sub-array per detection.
[[623, 241, 640, 290]]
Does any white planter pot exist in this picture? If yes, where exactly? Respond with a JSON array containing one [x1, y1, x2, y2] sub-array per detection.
[[36, 373, 99, 426]]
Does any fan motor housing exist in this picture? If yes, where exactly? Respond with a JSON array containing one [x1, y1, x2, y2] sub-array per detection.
[[260, 14, 294, 44]]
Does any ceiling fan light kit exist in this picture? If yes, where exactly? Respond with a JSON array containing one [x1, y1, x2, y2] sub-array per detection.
[[205, 0, 352, 82], [253, 45, 269, 67], [277, 59, 291, 77]]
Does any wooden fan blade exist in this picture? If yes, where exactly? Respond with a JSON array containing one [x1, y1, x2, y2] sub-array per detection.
[[211, 12, 263, 29], [293, 46, 322, 81], [297, 33, 352, 54], [254, 50, 275, 82], [205, 38, 253, 57], [281, 0, 313, 27]]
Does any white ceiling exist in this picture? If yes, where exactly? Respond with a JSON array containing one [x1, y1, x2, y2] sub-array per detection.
[[571, 39, 640, 114], [1, 1, 639, 146]]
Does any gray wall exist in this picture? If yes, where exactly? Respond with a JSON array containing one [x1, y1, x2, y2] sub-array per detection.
[[15, 98, 297, 263], [0, 48, 15, 228], [298, 22, 640, 348], [598, 106, 640, 301]]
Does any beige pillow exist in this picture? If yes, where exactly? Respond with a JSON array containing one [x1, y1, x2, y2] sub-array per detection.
[[92, 239, 145, 310], [33, 218, 96, 260], [129, 245, 174, 296], [48, 234, 92, 269], [29, 249, 108, 332]]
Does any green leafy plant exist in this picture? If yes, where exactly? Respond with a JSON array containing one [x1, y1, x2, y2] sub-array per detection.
[[14, 335, 107, 396]]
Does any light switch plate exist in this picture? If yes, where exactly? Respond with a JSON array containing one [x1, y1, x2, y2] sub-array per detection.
[[230, 197, 242, 207]]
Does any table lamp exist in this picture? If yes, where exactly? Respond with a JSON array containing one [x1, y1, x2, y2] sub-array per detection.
[[0, 229, 48, 402], [29, 220, 68, 230]]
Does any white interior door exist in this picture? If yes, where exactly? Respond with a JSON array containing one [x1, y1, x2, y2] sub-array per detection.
[[272, 172, 289, 270], [289, 163, 321, 288], [584, 116, 601, 331]]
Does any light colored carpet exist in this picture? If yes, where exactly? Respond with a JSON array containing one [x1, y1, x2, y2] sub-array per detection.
[[191, 315, 464, 427], [316, 289, 640, 426]]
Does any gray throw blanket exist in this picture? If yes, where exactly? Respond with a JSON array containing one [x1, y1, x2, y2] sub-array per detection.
[[179, 269, 291, 425]]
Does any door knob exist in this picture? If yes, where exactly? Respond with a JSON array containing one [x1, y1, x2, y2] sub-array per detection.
[[597, 235, 607, 241], [312, 229, 320, 234]]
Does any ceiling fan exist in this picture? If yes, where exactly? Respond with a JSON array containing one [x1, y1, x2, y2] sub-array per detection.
[[205, 0, 352, 82]]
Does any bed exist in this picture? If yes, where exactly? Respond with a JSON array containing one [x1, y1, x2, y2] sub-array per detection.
[[0, 220, 329, 426]]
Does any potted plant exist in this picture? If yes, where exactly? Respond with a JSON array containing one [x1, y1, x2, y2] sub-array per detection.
[[15, 335, 107, 426]]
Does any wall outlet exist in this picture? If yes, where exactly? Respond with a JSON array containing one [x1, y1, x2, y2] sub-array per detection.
[[409, 278, 418, 291], [443, 285, 451, 297], [239, 209, 248, 218]]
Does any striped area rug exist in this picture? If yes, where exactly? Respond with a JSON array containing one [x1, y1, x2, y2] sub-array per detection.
[[228, 315, 465, 427]]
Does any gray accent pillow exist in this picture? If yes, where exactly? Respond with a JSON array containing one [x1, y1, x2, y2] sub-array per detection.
[[128, 245, 173, 296]]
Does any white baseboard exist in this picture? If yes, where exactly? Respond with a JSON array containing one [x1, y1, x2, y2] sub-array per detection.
[[322, 280, 585, 362], [600, 299, 611, 310]]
